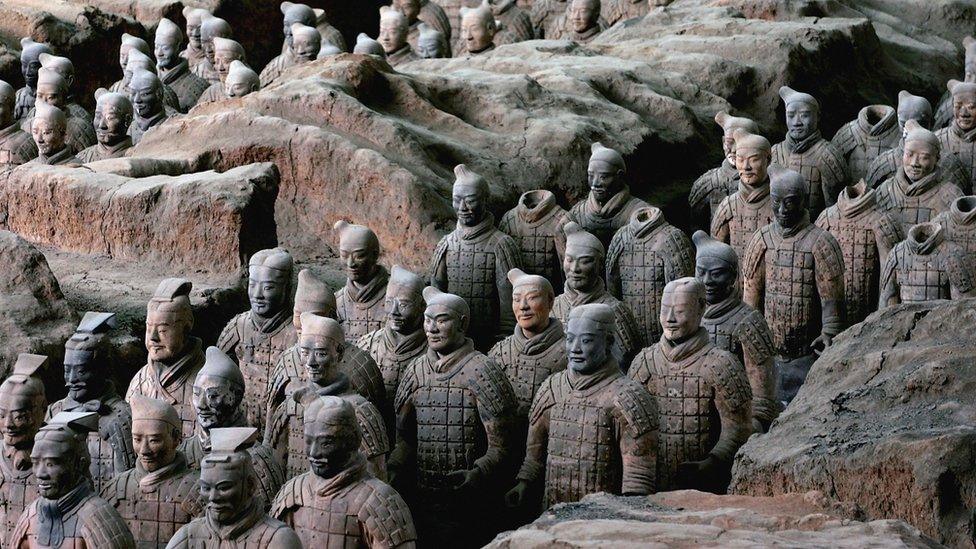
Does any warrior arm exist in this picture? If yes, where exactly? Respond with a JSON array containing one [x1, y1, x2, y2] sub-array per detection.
[[741, 231, 767, 313], [267, 526, 303, 549], [388, 376, 418, 487], [814, 233, 846, 337], [517, 380, 555, 483], [216, 317, 241, 354], [709, 197, 733, 245], [360, 484, 419, 548], [428, 237, 450, 292], [947, 253, 976, 299], [614, 385, 659, 495], [878, 248, 901, 308], [738, 314, 780, 427], [709, 355, 753, 464], [605, 232, 625, 298], [472, 374, 519, 481]]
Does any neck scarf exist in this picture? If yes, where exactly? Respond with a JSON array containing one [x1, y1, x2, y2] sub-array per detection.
[[786, 129, 822, 155], [136, 109, 167, 132], [857, 105, 897, 137], [150, 337, 203, 402], [952, 122, 976, 142], [566, 357, 618, 392], [382, 325, 426, 357], [703, 296, 739, 320], [38, 147, 75, 166], [738, 177, 770, 204], [138, 451, 188, 492], [36, 479, 92, 546], [249, 307, 292, 335], [158, 59, 189, 85], [630, 207, 665, 239], [836, 183, 877, 219], [345, 265, 389, 305], [906, 223, 944, 255], [456, 213, 496, 242], [659, 327, 709, 363], [314, 453, 368, 498], [513, 317, 564, 356], [426, 338, 475, 375], [207, 494, 262, 541], [561, 277, 607, 307], [950, 197, 976, 226], [776, 211, 811, 239], [517, 191, 558, 224], [895, 166, 942, 197], [586, 185, 632, 219]]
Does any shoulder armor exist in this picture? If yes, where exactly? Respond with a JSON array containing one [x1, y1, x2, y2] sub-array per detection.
[[735, 307, 776, 361], [830, 122, 858, 155], [492, 230, 524, 273], [688, 167, 721, 209], [874, 211, 904, 249], [705, 348, 753, 411], [613, 378, 659, 438], [813, 229, 845, 282], [393, 360, 422, 416], [270, 473, 309, 519], [946, 250, 976, 294], [865, 149, 896, 188], [80, 498, 137, 549], [627, 347, 656, 387], [354, 399, 391, 457], [878, 243, 903, 296], [742, 227, 771, 279], [216, 313, 246, 353], [605, 224, 632, 275], [470, 357, 518, 420], [709, 195, 735, 237], [662, 226, 695, 280], [359, 479, 418, 547], [527, 373, 560, 426]]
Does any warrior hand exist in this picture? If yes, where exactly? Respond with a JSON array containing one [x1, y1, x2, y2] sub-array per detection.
[[811, 333, 833, 355], [447, 467, 483, 492], [505, 481, 529, 508]]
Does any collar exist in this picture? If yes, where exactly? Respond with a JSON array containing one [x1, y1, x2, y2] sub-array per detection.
[[586, 185, 633, 219], [703, 296, 740, 320], [456, 213, 496, 241], [136, 109, 167, 131], [565, 358, 619, 392], [629, 207, 665, 239], [836, 181, 877, 219], [63, 381, 118, 414], [573, 25, 601, 41], [206, 496, 263, 541], [775, 211, 812, 239], [895, 166, 942, 197], [344, 265, 389, 305], [313, 453, 368, 497], [785, 129, 823, 154], [425, 338, 476, 375], [856, 105, 897, 137], [906, 223, 945, 255], [294, 374, 351, 402], [36, 479, 93, 546], [37, 147, 76, 165], [950, 196, 976, 226], [738, 177, 770, 204], [658, 328, 710, 363], [512, 317, 564, 356], [98, 136, 133, 156], [150, 337, 204, 398], [248, 308, 292, 335], [561, 277, 608, 307], [952, 122, 976, 142], [137, 451, 189, 492], [382, 325, 427, 357], [517, 190, 558, 224], [158, 59, 189, 85]]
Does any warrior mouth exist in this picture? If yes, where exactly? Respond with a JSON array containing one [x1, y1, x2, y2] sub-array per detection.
[[309, 458, 328, 468]]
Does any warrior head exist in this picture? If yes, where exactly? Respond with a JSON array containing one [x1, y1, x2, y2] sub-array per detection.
[[20, 38, 52, 91], [201, 15, 233, 67], [154, 18, 183, 70], [948, 79, 976, 133], [565, 303, 614, 374], [422, 287, 469, 354], [303, 396, 361, 478], [193, 347, 246, 432], [291, 23, 321, 63], [563, 221, 605, 293], [199, 427, 260, 525], [32, 412, 98, 499], [896, 90, 931, 132], [769, 167, 809, 229], [692, 230, 738, 306], [130, 394, 182, 472], [460, 1, 496, 54], [31, 101, 68, 157], [385, 266, 426, 335], [715, 111, 759, 166], [0, 354, 48, 450], [183, 8, 209, 51], [212, 37, 246, 83], [63, 312, 117, 403], [119, 33, 151, 73], [129, 68, 165, 120], [452, 164, 490, 227], [732, 128, 771, 188], [146, 278, 194, 363], [417, 23, 448, 59], [508, 268, 555, 337], [93, 89, 133, 147], [225, 60, 260, 98], [779, 85, 820, 141], [378, 7, 410, 55], [298, 313, 347, 387], [660, 277, 706, 344], [335, 220, 381, 284], [569, 0, 601, 35], [587, 142, 626, 204], [901, 119, 941, 183], [293, 268, 337, 335], [280, 2, 319, 49], [248, 247, 294, 320]]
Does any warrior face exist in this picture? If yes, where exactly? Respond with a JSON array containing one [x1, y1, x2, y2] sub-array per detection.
[[417, 34, 446, 58], [247, 266, 289, 319], [902, 140, 939, 182], [735, 147, 770, 187], [565, 316, 611, 374], [587, 158, 623, 204], [695, 255, 736, 305], [452, 180, 487, 227], [22, 56, 42, 90], [423, 304, 467, 354], [378, 17, 408, 54], [304, 417, 357, 479], [132, 419, 179, 473], [192, 375, 242, 431], [145, 309, 189, 363], [129, 74, 163, 119], [339, 233, 379, 284], [94, 98, 132, 147], [298, 334, 342, 386], [31, 438, 83, 499], [770, 179, 807, 228], [31, 115, 66, 156], [155, 36, 180, 70], [563, 249, 601, 293], [0, 393, 43, 449], [214, 49, 243, 82], [63, 351, 106, 404], [394, 0, 421, 23], [660, 287, 704, 343], [200, 460, 252, 524], [35, 79, 66, 109], [385, 286, 424, 334], [292, 32, 319, 63], [187, 22, 202, 50], [461, 10, 494, 53], [953, 91, 976, 132], [785, 103, 818, 140], [570, 0, 599, 34], [512, 284, 553, 336]]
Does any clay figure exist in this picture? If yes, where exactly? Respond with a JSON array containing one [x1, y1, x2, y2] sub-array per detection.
[[155, 17, 209, 112], [101, 395, 203, 548], [607, 206, 694, 344], [354, 34, 388, 57], [553, 221, 642, 366], [831, 104, 902, 183], [128, 69, 180, 144], [217, 247, 297, 432], [878, 120, 963, 232], [197, 37, 248, 104], [379, 8, 420, 65], [10, 412, 136, 548], [21, 68, 95, 155], [934, 195, 976, 253], [742, 168, 845, 402], [166, 427, 302, 548], [711, 129, 775, 261], [267, 22, 319, 86], [489, 268, 567, 421], [266, 268, 387, 426], [109, 34, 151, 94], [357, 266, 429, 425], [865, 91, 971, 192], [529, 0, 569, 39], [271, 396, 417, 548], [261, 3, 320, 86], [506, 302, 656, 510], [46, 312, 135, 493], [936, 80, 976, 188], [114, 50, 182, 112], [180, 347, 286, 511], [0, 80, 37, 167], [265, 313, 390, 479], [934, 36, 976, 129], [458, 3, 498, 55], [310, 5, 348, 53], [194, 14, 233, 85], [498, 189, 569, 290], [488, 0, 534, 47], [689, 111, 758, 228], [77, 89, 134, 163], [14, 38, 52, 120], [771, 86, 848, 220], [429, 164, 523, 350], [603, 0, 649, 26], [26, 102, 81, 166], [180, 8, 210, 71], [335, 220, 390, 342], [225, 60, 261, 98], [566, 142, 650, 248], [630, 278, 752, 493], [126, 278, 205, 439], [815, 181, 903, 325], [558, 0, 607, 43], [395, 0, 452, 52], [0, 354, 48, 535], [880, 221, 976, 306], [35, 54, 91, 121], [415, 23, 450, 59], [390, 287, 518, 547], [692, 231, 779, 432]]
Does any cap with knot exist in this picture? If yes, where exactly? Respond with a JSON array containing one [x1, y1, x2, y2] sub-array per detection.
[[947, 79, 976, 99], [768, 166, 808, 196], [423, 286, 469, 318], [354, 34, 386, 57], [299, 312, 345, 343], [35, 411, 99, 446], [903, 119, 940, 151], [453, 164, 489, 195], [147, 278, 193, 323], [198, 346, 245, 388], [213, 37, 245, 56], [65, 312, 116, 354], [39, 54, 74, 81], [33, 101, 67, 126], [295, 269, 336, 315], [588, 142, 625, 172], [130, 394, 181, 430], [663, 277, 706, 300], [418, 22, 445, 43], [291, 23, 321, 46], [183, 7, 209, 26], [508, 268, 554, 297], [126, 50, 157, 73], [282, 1, 317, 25], [732, 128, 771, 154], [0, 80, 13, 100], [897, 91, 931, 123], [121, 33, 151, 56], [156, 18, 183, 45], [201, 16, 233, 41], [334, 220, 380, 252], [36, 68, 67, 92], [460, 3, 495, 28], [388, 265, 425, 296], [714, 111, 758, 136], [226, 60, 259, 87], [249, 247, 294, 277], [130, 68, 161, 91], [0, 354, 48, 400], [20, 38, 51, 62], [567, 302, 614, 328], [303, 396, 361, 448], [563, 222, 605, 257], [692, 230, 738, 269], [94, 88, 132, 113], [320, 43, 342, 56], [779, 86, 819, 110], [202, 427, 258, 464]]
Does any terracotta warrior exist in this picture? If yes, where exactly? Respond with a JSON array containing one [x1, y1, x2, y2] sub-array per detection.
[[262, 3, 317, 86], [458, 3, 498, 55], [880, 221, 976, 306], [567, 142, 650, 248], [181, 347, 286, 511], [271, 22, 319, 84], [155, 17, 209, 112], [815, 181, 903, 325], [11, 412, 136, 549], [865, 91, 970, 192], [711, 129, 775, 263], [36, 54, 91, 121], [0, 80, 37, 168], [390, 287, 518, 547], [22, 68, 95, 155], [877, 120, 963, 233], [265, 313, 390, 479], [508, 302, 657, 511], [48, 312, 135, 494], [603, 0, 649, 26], [126, 278, 204, 439], [415, 23, 450, 59], [430, 163, 523, 350], [689, 111, 758, 228], [552, 222, 642, 366], [334, 220, 389, 342], [379, 8, 419, 65], [831, 104, 902, 183], [771, 86, 848, 220], [394, 0, 452, 52], [742, 168, 845, 402], [489, 268, 567, 421], [630, 278, 752, 493], [118, 49, 183, 112], [488, 0, 534, 46], [26, 103, 81, 166], [529, 0, 569, 39], [934, 195, 976, 252], [14, 38, 52, 121], [607, 206, 694, 344], [166, 427, 302, 549], [101, 396, 203, 548], [197, 37, 247, 104], [934, 36, 976, 129], [354, 34, 387, 57], [225, 60, 261, 98], [499, 189, 568, 289], [77, 89, 134, 163], [311, 6, 348, 53], [194, 14, 233, 85], [0, 354, 47, 535], [357, 266, 429, 424], [110, 34, 151, 94], [128, 69, 179, 144], [936, 80, 976, 187], [692, 231, 779, 432], [266, 268, 387, 425], [556, 0, 607, 43], [217, 247, 297, 431], [271, 396, 417, 548], [180, 8, 210, 71]]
